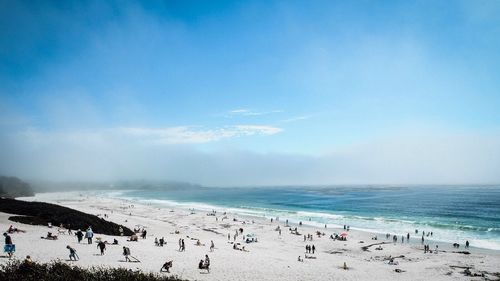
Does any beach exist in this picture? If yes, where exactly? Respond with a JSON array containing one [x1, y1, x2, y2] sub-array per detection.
[[1, 192, 499, 281]]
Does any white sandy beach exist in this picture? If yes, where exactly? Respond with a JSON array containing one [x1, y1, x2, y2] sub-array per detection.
[[1, 192, 499, 281]]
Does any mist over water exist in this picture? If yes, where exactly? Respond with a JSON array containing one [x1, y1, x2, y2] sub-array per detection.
[[111, 185, 500, 251]]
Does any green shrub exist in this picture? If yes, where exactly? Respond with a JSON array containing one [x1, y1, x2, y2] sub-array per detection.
[[0, 260, 186, 281]]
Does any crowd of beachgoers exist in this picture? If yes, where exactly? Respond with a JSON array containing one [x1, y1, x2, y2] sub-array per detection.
[[1, 192, 499, 281]]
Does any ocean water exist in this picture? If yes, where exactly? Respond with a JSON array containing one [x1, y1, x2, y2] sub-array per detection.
[[110, 185, 500, 251]]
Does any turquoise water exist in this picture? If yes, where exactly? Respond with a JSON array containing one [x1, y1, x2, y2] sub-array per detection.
[[113, 185, 500, 250]]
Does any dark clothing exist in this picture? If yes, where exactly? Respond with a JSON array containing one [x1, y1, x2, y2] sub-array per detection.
[[5, 235, 13, 245], [76, 231, 84, 242], [97, 242, 106, 254]]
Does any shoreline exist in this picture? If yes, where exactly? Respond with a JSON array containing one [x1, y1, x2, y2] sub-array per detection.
[[31, 190, 500, 254], [2, 191, 499, 280]]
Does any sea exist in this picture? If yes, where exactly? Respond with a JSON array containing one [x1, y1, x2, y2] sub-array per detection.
[[106, 185, 500, 251]]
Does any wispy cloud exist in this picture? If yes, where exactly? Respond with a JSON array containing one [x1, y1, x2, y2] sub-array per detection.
[[228, 108, 283, 117], [121, 125, 282, 144], [17, 125, 284, 146], [279, 115, 313, 123]]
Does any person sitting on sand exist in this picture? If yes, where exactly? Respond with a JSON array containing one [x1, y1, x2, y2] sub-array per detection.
[[128, 234, 138, 242], [305, 254, 317, 259], [67, 245, 79, 261], [42, 232, 58, 240], [388, 258, 399, 265], [113, 239, 119, 245], [24, 255, 32, 263], [160, 260, 173, 273], [298, 256, 303, 262], [196, 239, 205, 246], [8, 225, 25, 234], [198, 259, 205, 270], [155, 238, 159, 246]]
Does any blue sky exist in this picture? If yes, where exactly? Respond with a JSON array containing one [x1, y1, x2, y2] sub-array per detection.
[[1, 0, 500, 185]]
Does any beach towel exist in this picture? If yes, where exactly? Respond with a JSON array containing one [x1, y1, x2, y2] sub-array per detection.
[[4, 244, 15, 253]]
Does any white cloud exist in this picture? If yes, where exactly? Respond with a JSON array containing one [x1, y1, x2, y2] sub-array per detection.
[[228, 108, 283, 117], [119, 125, 283, 144], [279, 115, 312, 123], [11, 125, 284, 148]]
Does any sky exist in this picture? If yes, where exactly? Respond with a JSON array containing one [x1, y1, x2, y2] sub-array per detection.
[[1, 0, 500, 186]]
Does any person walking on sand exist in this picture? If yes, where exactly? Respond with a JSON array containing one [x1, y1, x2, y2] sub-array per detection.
[[123, 246, 131, 262], [210, 240, 215, 252], [86, 227, 93, 244], [312, 245, 316, 254], [407, 233, 410, 242], [4, 233, 12, 246], [3, 233, 14, 258], [97, 241, 106, 255], [181, 239, 185, 252], [76, 229, 84, 243], [67, 245, 79, 261], [205, 254, 210, 272], [466, 240, 470, 248], [178, 238, 182, 251]]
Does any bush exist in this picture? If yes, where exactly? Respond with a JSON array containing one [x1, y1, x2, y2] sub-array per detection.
[[0, 260, 186, 281]]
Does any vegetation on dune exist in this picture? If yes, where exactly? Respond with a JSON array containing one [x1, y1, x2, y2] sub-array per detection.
[[0, 260, 186, 281], [0, 198, 133, 236]]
